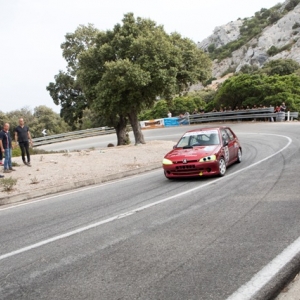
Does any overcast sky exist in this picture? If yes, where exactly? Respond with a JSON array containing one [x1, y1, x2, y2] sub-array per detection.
[[0, 0, 281, 114]]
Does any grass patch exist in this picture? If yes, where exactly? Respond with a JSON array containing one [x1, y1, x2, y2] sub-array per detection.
[[30, 176, 39, 184], [12, 147, 61, 158], [0, 177, 17, 192]]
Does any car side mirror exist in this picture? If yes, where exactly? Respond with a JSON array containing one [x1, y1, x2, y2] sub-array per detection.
[[223, 141, 228, 147], [173, 145, 177, 149]]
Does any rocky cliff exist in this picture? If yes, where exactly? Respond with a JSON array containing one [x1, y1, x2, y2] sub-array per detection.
[[198, 0, 300, 78]]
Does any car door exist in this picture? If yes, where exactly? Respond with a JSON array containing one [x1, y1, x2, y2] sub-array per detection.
[[221, 129, 235, 165], [225, 128, 239, 161]]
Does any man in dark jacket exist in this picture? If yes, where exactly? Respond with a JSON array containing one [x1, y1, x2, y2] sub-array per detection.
[[0, 125, 2, 166], [0, 123, 15, 173], [14, 118, 33, 166]]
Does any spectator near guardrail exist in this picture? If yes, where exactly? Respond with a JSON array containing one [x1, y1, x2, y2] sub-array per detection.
[[280, 102, 286, 112]]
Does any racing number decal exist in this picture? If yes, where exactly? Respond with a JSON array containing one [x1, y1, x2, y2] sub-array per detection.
[[224, 146, 229, 163]]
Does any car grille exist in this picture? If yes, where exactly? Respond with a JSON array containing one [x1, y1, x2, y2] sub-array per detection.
[[175, 165, 196, 170], [172, 166, 205, 175], [174, 160, 198, 164]]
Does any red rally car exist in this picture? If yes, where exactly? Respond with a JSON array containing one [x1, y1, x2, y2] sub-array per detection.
[[162, 127, 242, 178]]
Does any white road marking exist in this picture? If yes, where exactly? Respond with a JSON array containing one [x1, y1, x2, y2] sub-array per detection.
[[226, 235, 300, 300], [0, 134, 292, 262]]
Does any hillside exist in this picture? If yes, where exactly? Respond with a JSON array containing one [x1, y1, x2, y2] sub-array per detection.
[[198, 0, 300, 78]]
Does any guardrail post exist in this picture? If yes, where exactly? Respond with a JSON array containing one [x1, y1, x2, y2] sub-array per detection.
[[276, 112, 285, 122], [287, 111, 290, 122]]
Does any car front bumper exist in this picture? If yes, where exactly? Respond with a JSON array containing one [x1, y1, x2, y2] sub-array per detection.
[[163, 161, 220, 178]]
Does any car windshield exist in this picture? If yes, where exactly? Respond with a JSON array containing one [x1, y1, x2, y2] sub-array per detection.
[[176, 130, 220, 147]]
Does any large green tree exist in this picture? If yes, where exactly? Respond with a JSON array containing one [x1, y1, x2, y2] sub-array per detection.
[[46, 24, 99, 129], [47, 15, 211, 145], [77, 13, 211, 144], [215, 73, 300, 111]]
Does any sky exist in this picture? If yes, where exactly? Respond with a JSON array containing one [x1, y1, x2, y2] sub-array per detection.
[[0, 0, 282, 114]]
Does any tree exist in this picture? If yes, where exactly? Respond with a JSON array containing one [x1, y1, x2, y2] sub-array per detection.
[[214, 73, 300, 111], [46, 24, 99, 129], [6, 107, 35, 136], [47, 24, 131, 145], [46, 71, 87, 129], [261, 59, 300, 76], [61, 24, 99, 75], [32, 105, 71, 137], [2, 106, 70, 138], [78, 13, 211, 144]]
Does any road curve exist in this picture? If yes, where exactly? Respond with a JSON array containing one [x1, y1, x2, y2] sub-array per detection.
[[1, 123, 300, 299]]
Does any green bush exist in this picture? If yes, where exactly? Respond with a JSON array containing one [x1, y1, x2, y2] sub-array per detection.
[[267, 45, 279, 56], [0, 177, 17, 192], [285, 0, 300, 11], [11, 145, 59, 159], [12, 147, 22, 157]]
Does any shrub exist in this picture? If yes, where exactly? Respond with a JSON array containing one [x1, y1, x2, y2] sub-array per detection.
[[285, 0, 300, 11], [30, 176, 39, 184], [12, 147, 22, 157], [0, 177, 17, 192], [292, 22, 300, 29], [267, 45, 279, 56], [221, 66, 236, 77]]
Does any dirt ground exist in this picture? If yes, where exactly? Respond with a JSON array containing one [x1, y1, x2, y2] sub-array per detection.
[[0, 140, 175, 198]]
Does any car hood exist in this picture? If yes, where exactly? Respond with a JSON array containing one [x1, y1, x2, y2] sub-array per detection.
[[165, 145, 219, 160]]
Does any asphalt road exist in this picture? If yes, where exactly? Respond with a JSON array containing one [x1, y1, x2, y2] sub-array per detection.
[[1, 123, 300, 299]]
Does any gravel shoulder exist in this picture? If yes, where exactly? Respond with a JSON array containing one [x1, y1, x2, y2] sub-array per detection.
[[0, 140, 174, 204]]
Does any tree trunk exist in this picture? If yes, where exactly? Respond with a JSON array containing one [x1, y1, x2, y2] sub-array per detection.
[[114, 115, 130, 146], [128, 110, 145, 145]]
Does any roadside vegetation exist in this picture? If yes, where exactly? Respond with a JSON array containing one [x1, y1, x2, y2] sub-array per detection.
[[139, 58, 300, 116], [0, 177, 18, 192]]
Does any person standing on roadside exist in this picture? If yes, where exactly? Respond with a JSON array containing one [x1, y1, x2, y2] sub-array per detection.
[[0, 123, 15, 173], [14, 118, 33, 166], [0, 125, 2, 166], [280, 102, 286, 112]]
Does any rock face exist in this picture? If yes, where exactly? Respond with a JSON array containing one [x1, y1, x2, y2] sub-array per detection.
[[198, 20, 243, 50], [198, 1, 300, 78]]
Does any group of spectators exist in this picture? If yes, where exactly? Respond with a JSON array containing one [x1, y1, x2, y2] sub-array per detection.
[[166, 102, 287, 122], [274, 102, 287, 113], [210, 102, 287, 113], [165, 102, 288, 125], [0, 118, 33, 179]]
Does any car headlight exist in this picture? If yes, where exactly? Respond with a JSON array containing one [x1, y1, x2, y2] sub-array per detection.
[[199, 155, 216, 162], [162, 158, 173, 165]]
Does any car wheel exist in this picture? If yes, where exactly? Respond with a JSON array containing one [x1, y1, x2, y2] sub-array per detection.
[[237, 148, 242, 163], [218, 158, 226, 176]]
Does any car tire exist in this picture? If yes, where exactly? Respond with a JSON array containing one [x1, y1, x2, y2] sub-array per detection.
[[218, 157, 226, 176], [237, 148, 242, 163]]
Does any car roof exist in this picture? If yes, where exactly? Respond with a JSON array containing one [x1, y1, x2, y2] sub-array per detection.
[[185, 126, 228, 133]]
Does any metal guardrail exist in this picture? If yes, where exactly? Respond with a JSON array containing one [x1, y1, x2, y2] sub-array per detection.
[[32, 127, 116, 147], [189, 108, 298, 124], [32, 109, 298, 147]]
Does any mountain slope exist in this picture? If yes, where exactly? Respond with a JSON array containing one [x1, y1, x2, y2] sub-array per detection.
[[198, 0, 300, 78]]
